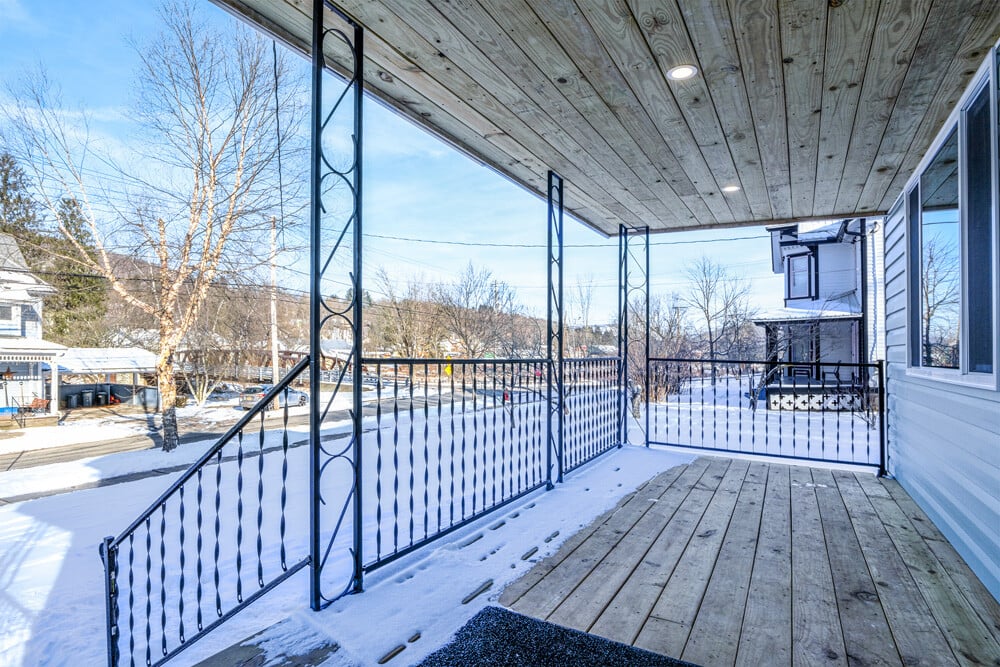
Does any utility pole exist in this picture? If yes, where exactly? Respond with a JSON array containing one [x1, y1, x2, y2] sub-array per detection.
[[270, 215, 280, 384]]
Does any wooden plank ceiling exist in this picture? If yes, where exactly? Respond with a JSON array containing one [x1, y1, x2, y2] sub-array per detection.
[[214, 0, 1000, 236]]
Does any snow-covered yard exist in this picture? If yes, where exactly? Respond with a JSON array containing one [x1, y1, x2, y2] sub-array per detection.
[[648, 376, 882, 466], [0, 406, 689, 667]]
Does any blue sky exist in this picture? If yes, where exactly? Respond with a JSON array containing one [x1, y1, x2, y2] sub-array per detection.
[[0, 0, 783, 323]]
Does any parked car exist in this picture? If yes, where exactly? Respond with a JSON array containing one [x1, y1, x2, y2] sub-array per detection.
[[239, 385, 309, 411]]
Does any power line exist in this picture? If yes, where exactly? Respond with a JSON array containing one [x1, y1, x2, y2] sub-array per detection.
[[364, 232, 770, 248]]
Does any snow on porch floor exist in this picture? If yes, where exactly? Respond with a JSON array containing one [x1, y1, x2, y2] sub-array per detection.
[[0, 438, 692, 667], [186, 445, 695, 667]]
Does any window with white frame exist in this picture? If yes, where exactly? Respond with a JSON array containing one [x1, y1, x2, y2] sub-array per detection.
[[787, 253, 813, 299], [907, 57, 996, 378]]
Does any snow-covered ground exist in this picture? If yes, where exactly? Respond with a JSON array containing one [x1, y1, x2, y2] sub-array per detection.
[[648, 376, 882, 465], [0, 404, 689, 667]]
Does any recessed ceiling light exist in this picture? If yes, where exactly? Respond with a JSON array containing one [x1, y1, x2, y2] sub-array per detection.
[[666, 64, 699, 80], [722, 185, 741, 193]]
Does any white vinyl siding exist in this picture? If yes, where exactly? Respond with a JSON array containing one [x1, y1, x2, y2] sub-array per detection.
[[885, 44, 1000, 602]]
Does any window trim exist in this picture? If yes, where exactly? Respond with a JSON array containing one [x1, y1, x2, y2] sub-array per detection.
[[903, 46, 1000, 391], [785, 251, 816, 301]]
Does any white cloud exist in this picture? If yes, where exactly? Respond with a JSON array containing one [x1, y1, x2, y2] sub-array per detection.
[[0, 0, 39, 33]]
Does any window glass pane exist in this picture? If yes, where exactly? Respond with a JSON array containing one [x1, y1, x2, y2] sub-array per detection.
[[965, 84, 993, 373], [919, 129, 960, 368], [789, 254, 810, 298], [908, 187, 921, 366]]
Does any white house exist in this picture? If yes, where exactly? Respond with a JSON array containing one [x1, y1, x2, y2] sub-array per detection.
[[755, 218, 885, 379], [0, 233, 64, 415], [882, 42, 1000, 600]]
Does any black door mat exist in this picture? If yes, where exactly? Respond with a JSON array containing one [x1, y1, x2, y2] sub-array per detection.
[[415, 606, 699, 667]]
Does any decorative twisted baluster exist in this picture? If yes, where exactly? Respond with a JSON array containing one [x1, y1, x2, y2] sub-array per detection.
[[177, 485, 185, 645], [235, 428, 245, 604]]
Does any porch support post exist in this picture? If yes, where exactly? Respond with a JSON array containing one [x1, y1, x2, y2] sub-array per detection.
[[546, 171, 564, 486], [349, 19, 365, 596], [617, 225, 650, 446], [308, 0, 323, 611], [309, 0, 365, 610], [50, 357, 59, 415]]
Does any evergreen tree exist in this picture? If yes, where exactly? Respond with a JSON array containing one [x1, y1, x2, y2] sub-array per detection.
[[0, 152, 44, 263], [43, 198, 108, 346], [0, 153, 108, 345]]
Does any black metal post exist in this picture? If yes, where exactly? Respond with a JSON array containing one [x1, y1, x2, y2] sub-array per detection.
[[308, 0, 324, 613], [617, 225, 650, 446], [350, 21, 365, 594], [617, 225, 627, 446], [100, 536, 118, 667], [643, 227, 650, 447], [859, 218, 870, 371], [877, 360, 887, 477], [547, 171, 564, 485]]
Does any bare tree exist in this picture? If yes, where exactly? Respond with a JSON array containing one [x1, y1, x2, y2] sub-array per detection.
[[566, 274, 595, 354], [681, 257, 756, 362], [368, 267, 443, 357], [920, 236, 961, 367], [7, 2, 303, 449], [434, 263, 519, 357]]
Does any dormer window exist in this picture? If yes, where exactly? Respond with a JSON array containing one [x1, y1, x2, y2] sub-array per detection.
[[787, 253, 814, 299]]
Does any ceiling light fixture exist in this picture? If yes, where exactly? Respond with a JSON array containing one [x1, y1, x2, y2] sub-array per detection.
[[666, 64, 699, 80], [722, 185, 741, 193]]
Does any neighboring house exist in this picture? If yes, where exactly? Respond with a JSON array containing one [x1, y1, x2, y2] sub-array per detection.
[[0, 233, 64, 415], [883, 46, 999, 599], [755, 218, 885, 380]]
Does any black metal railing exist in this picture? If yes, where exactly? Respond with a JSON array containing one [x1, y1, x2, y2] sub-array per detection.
[[99, 357, 312, 667], [562, 357, 621, 473], [100, 353, 633, 663], [361, 358, 550, 570], [647, 358, 885, 472]]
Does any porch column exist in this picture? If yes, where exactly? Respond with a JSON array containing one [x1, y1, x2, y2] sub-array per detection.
[[546, 170, 564, 485], [617, 225, 650, 445], [50, 359, 60, 415]]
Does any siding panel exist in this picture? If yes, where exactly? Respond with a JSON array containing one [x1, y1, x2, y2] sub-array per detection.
[[884, 185, 1000, 602]]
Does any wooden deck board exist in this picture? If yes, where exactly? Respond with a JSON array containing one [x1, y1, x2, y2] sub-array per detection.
[[546, 459, 724, 631], [680, 462, 767, 666], [501, 456, 1000, 666], [633, 458, 750, 656], [587, 458, 732, 642], [736, 464, 792, 666], [833, 471, 958, 666], [788, 465, 847, 667]]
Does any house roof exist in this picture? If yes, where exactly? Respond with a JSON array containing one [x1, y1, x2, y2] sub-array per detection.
[[54, 347, 158, 374], [0, 336, 67, 361], [754, 307, 861, 325], [0, 235, 55, 295], [213, 1, 1000, 233]]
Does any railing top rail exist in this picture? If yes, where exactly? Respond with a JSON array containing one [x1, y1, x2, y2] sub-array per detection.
[[648, 357, 882, 369], [110, 355, 311, 547], [563, 356, 621, 362], [360, 357, 549, 365]]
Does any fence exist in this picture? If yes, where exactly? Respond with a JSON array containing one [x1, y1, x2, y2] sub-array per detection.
[[562, 357, 621, 473], [101, 355, 626, 665], [99, 358, 311, 667], [646, 358, 885, 472], [361, 358, 552, 569]]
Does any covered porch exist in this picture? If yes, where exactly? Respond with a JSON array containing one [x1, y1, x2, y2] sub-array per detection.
[[501, 455, 1000, 666], [90, 2, 1000, 665]]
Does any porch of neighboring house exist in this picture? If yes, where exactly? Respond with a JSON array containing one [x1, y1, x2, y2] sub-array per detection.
[[501, 455, 1000, 666], [0, 340, 65, 426]]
